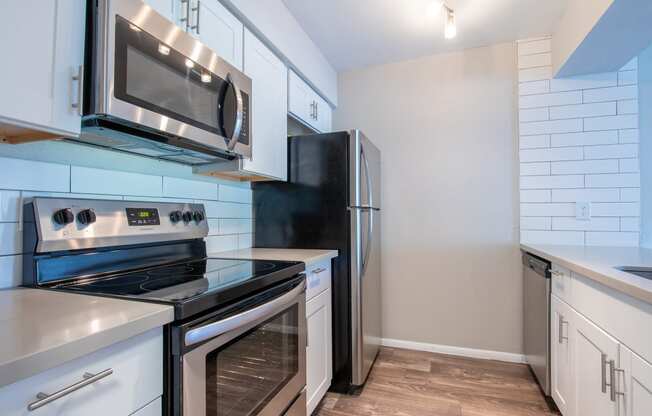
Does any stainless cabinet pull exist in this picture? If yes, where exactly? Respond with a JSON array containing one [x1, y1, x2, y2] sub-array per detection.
[[179, 0, 190, 31], [309, 101, 316, 119], [311, 267, 326, 274], [558, 315, 568, 344], [315, 101, 319, 120], [27, 368, 113, 411], [602, 353, 609, 394], [71, 65, 83, 116], [609, 359, 625, 402], [551, 270, 563, 277], [190, 0, 200, 34]]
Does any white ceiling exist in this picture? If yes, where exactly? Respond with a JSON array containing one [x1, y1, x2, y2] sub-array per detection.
[[282, 0, 569, 71]]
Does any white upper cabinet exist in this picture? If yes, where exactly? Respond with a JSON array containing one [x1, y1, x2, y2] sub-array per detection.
[[242, 29, 288, 180], [288, 70, 332, 133], [0, 0, 85, 138], [190, 0, 244, 70], [142, 0, 174, 21]]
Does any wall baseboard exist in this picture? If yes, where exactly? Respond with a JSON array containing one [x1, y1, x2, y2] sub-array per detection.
[[381, 338, 526, 364]]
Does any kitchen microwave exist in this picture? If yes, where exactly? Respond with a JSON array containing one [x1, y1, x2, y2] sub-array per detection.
[[74, 0, 252, 165]]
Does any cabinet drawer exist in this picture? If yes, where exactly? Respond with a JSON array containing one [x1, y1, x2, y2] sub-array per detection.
[[0, 328, 163, 416], [305, 259, 331, 301], [551, 263, 571, 302]]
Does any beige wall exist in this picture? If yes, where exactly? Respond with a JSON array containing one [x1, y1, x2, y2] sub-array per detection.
[[333, 42, 522, 354]]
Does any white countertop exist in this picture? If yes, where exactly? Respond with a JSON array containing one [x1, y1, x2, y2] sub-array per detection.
[[210, 248, 338, 266], [0, 288, 174, 388], [521, 244, 652, 304]]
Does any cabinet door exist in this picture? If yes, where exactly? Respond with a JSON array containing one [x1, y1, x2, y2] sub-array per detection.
[[315, 95, 332, 133], [306, 288, 332, 415], [242, 29, 288, 180], [551, 295, 574, 416], [0, 0, 84, 137], [619, 345, 652, 416], [288, 70, 313, 127], [192, 0, 243, 70], [142, 0, 174, 21], [571, 308, 619, 416]]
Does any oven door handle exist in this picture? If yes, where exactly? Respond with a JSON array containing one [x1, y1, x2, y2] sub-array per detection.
[[184, 280, 305, 347]]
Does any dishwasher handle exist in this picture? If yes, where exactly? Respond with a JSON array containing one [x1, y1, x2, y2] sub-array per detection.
[[522, 253, 550, 278]]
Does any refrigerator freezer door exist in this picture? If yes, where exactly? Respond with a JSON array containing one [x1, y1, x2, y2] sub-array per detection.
[[350, 130, 381, 209], [350, 207, 381, 386]]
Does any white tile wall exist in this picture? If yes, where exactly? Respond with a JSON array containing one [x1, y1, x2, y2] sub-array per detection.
[[518, 36, 641, 246], [0, 157, 253, 288]]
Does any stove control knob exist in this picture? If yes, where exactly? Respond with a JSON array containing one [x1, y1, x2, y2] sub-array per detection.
[[182, 211, 193, 223], [77, 209, 97, 225], [192, 211, 204, 223], [53, 208, 74, 225], [169, 210, 183, 223]]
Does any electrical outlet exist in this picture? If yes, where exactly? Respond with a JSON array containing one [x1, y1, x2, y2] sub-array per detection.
[[576, 202, 591, 221]]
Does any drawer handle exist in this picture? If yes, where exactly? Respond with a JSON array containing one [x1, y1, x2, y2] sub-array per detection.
[[311, 267, 326, 274], [551, 270, 563, 277], [27, 368, 113, 411]]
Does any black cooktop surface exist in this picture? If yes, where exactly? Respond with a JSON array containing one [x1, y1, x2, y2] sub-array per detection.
[[53, 258, 305, 320]]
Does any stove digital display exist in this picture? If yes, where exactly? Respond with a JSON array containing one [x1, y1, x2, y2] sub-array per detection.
[[126, 208, 160, 226]]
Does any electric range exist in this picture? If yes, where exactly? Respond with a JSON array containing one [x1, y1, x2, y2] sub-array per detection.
[[22, 197, 308, 416]]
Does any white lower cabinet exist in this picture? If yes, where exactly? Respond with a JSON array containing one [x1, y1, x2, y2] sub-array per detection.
[[550, 266, 652, 416], [305, 260, 333, 415], [0, 328, 163, 416], [132, 397, 162, 416]]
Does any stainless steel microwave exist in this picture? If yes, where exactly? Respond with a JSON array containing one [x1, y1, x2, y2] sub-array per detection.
[[74, 0, 252, 165]]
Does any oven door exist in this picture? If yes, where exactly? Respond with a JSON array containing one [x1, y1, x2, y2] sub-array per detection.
[[91, 0, 251, 158], [182, 279, 306, 416]]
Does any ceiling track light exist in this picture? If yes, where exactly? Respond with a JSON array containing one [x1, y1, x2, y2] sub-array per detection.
[[442, 3, 457, 39]]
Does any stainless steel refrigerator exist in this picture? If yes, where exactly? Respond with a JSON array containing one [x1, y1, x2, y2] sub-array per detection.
[[252, 130, 381, 393]]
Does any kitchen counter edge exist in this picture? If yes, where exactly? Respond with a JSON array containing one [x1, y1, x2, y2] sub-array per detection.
[[210, 248, 339, 265]]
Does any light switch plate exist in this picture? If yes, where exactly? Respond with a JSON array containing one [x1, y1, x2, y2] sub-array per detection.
[[576, 201, 591, 221]]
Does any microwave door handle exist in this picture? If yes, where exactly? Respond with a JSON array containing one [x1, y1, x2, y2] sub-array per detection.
[[226, 73, 244, 151], [184, 280, 305, 347]]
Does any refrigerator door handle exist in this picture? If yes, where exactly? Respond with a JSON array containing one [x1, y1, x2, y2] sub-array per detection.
[[361, 209, 373, 278], [361, 144, 374, 209]]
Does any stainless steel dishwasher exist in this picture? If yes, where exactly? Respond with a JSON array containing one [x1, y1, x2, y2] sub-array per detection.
[[522, 251, 551, 397]]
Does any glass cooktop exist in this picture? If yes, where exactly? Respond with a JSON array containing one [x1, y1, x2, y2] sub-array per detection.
[[53, 258, 305, 319]]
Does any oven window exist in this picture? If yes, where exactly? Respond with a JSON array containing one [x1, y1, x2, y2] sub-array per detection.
[[113, 16, 227, 136], [205, 305, 299, 416]]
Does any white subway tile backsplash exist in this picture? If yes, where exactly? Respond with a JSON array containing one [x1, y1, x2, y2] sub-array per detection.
[[0, 223, 20, 256], [620, 188, 641, 202], [518, 39, 551, 56], [520, 119, 582, 136], [203, 201, 253, 219], [520, 163, 550, 176], [584, 115, 638, 131], [521, 230, 584, 245], [583, 85, 637, 103], [519, 107, 549, 122], [618, 70, 637, 86], [238, 234, 253, 249], [0, 190, 21, 222], [219, 219, 253, 235], [519, 91, 582, 109], [519, 66, 553, 83], [585, 174, 640, 188], [551, 189, 620, 203], [0, 157, 69, 192], [520, 217, 551, 230], [163, 177, 217, 200], [521, 203, 575, 217], [0, 254, 21, 289], [549, 102, 616, 120], [71, 166, 162, 197], [584, 144, 638, 160], [218, 185, 252, 203], [205, 235, 238, 253], [586, 232, 639, 246], [620, 57, 638, 71], [619, 129, 639, 143], [520, 135, 551, 149], [518, 53, 552, 69], [520, 147, 583, 162], [519, 80, 550, 95], [617, 100, 638, 115], [620, 217, 640, 232], [520, 190, 551, 203], [520, 175, 584, 189], [550, 131, 618, 147], [549, 72, 617, 92], [552, 217, 620, 232], [619, 158, 639, 173], [591, 202, 640, 217], [551, 160, 619, 175], [206, 219, 220, 236]]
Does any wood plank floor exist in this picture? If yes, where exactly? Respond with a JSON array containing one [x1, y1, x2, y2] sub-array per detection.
[[315, 347, 560, 416]]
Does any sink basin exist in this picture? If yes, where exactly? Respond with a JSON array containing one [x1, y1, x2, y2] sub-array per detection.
[[615, 266, 652, 280]]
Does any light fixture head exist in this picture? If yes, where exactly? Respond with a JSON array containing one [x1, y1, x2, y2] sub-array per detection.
[[444, 7, 457, 39], [201, 73, 212, 83], [185, 58, 194, 69], [158, 44, 170, 56]]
